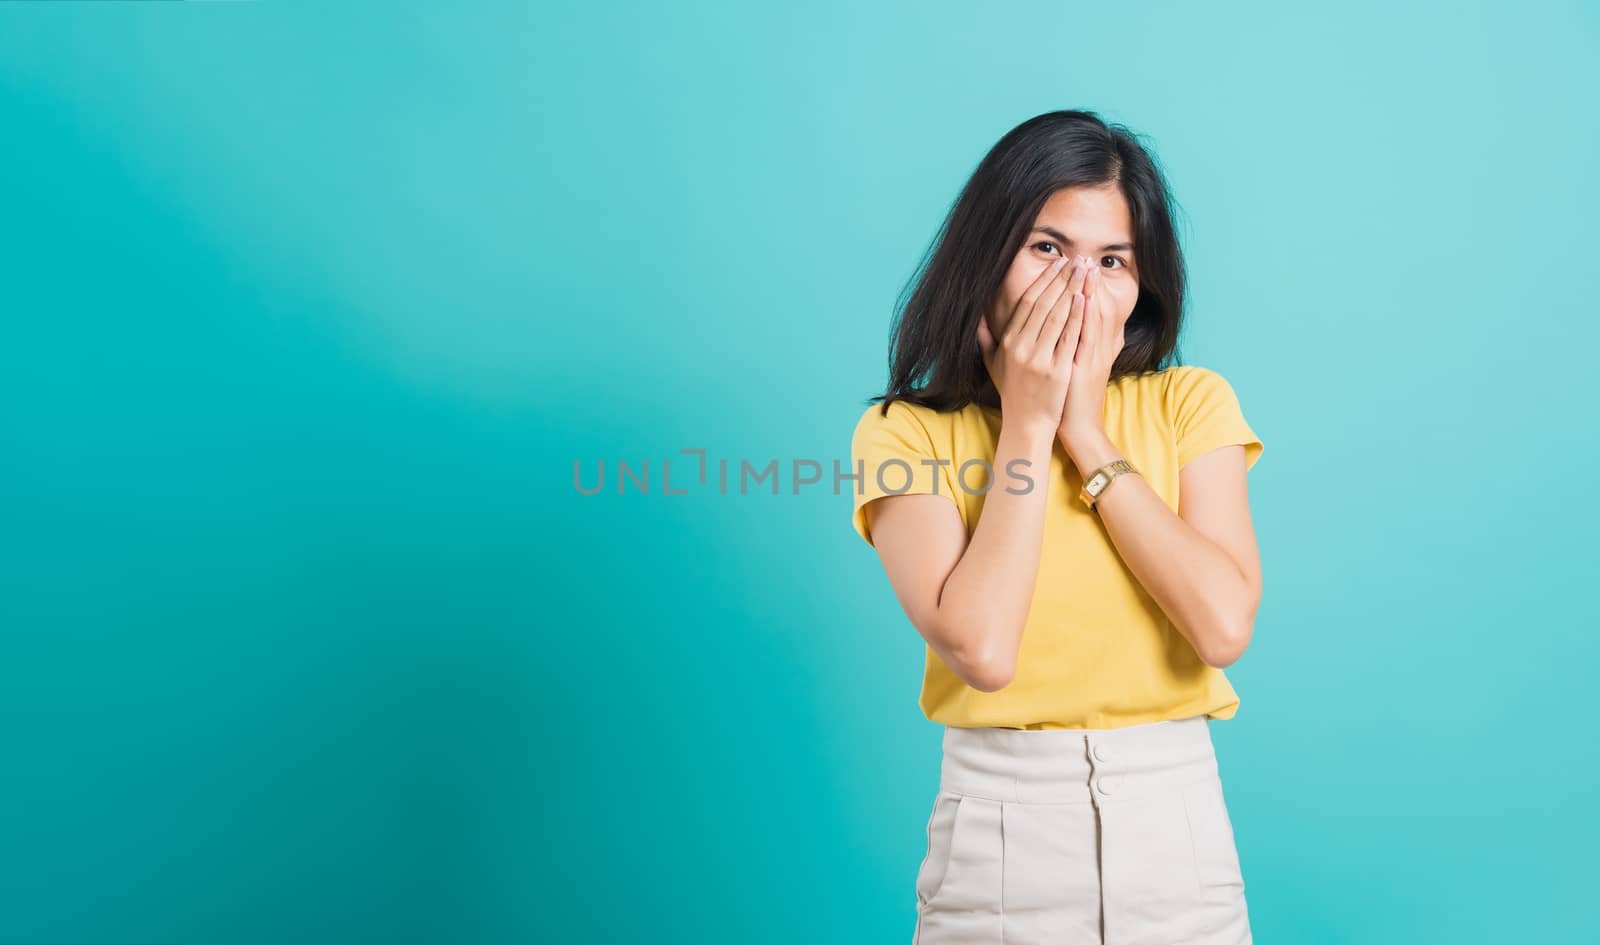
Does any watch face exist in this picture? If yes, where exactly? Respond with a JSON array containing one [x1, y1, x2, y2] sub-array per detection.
[[1088, 473, 1107, 492]]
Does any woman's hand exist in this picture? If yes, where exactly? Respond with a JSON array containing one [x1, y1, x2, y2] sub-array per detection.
[[976, 256, 1091, 436], [1058, 262, 1131, 453]]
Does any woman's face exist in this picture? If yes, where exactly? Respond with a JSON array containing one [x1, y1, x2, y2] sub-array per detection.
[[989, 183, 1140, 338]]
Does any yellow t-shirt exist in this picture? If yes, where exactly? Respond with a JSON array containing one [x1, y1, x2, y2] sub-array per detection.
[[848, 365, 1263, 730]]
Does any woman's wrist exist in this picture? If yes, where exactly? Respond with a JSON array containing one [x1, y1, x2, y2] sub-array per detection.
[[1062, 429, 1121, 478], [1005, 416, 1064, 452]]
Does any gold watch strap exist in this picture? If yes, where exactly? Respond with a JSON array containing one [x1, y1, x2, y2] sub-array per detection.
[[1080, 458, 1138, 511]]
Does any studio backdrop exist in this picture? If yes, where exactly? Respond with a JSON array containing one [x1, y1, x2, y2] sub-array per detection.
[[1, 2, 1596, 944]]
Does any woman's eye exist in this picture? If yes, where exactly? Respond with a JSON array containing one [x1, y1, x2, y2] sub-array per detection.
[[1034, 244, 1127, 271]]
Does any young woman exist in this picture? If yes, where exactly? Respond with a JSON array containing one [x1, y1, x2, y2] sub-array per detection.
[[850, 110, 1263, 945]]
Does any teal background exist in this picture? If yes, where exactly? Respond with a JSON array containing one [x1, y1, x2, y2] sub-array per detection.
[[1, 2, 1596, 943]]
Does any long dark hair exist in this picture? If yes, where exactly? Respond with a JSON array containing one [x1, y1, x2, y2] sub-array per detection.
[[870, 110, 1190, 415]]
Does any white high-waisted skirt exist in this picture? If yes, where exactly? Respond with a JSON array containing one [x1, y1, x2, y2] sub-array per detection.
[[912, 715, 1252, 945]]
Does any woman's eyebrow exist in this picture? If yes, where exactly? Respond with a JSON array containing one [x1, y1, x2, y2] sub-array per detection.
[[1030, 226, 1134, 253]]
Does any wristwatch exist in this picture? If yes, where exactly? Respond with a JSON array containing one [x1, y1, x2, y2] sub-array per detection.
[[1079, 458, 1139, 511]]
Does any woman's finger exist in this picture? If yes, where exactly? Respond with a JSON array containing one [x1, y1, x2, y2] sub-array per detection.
[[1014, 258, 1078, 349], [1005, 257, 1070, 344], [1081, 269, 1103, 354], [1030, 260, 1094, 350], [1053, 290, 1087, 363], [1074, 288, 1099, 367], [976, 311, 996, 366]]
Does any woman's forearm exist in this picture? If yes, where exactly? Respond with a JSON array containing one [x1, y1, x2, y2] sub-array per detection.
[[932, 418, 1057, 690], [1066, 432, 1256, 667]]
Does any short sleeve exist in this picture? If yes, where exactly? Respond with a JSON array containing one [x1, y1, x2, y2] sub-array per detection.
[[1168, 366, 1264, 471], [848, 400, 959, 547]]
